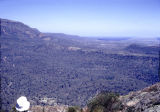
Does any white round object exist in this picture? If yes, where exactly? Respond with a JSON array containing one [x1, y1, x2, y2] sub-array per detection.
[[16, 96, 30, 111]]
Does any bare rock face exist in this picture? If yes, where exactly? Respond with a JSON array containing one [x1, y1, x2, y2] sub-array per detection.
[[30, 106, 44, 112], [120, 83, 160, 112]]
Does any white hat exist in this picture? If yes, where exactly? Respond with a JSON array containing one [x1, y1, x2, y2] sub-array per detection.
[[16, 96, 30, 111]]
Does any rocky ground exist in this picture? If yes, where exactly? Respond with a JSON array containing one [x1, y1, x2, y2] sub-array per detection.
[[29, 83, 160, 112], [31, 105, 68, 112], [120, 82, 160, 112]]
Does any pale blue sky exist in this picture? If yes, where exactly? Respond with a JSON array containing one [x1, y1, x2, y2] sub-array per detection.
[[0, 0, 160, 37]]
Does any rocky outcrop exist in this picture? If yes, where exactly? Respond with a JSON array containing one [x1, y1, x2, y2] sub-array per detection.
[[31, 105, 68, 112], [29, 83, 160, 112], [120, 83, 160, 112]]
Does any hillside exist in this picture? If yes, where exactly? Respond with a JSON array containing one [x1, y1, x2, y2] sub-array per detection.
[[17, 83, 160, 112], [0, 18, 159, 111]]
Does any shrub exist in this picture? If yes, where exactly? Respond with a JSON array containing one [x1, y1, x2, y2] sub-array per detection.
[[67, 106, 80, 112], [87, 92, 123, 112]]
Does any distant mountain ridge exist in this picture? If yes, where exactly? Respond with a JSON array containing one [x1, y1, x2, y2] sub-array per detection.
[[1, 18, 82, 41], [98, 37, 131, 41], [1, 18, 41, 38]]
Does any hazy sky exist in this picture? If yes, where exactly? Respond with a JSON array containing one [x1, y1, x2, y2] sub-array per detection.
[[0, 0, 160, 37]]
